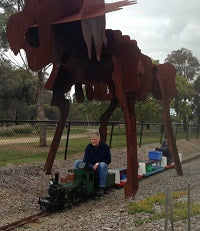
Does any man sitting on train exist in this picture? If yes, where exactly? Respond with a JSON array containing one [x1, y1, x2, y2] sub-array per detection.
[[155, 137, 173, 164], [73, 132, 111, 196]]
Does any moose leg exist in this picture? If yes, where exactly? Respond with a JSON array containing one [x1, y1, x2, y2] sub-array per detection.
[[99, 97, 118, 143], [44, 91, 70, 174], [112, 56, 138, 198], [161, 100, 183, 175], [113, 96, 138, 198], [123, 97, 138, 198], [111, 92, 139, 198]]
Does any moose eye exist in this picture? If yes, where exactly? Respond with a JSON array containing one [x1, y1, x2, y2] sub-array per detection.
[[25, 26, 40, 48]]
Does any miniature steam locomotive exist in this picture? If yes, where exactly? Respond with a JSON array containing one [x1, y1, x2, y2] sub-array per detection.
[[38, 168, 115, 212]]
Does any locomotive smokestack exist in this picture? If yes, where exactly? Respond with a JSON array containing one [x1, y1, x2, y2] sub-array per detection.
[[55, 172, 59, 184]]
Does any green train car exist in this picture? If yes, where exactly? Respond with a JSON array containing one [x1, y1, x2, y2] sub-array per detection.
[[38, 168, 115, 212]]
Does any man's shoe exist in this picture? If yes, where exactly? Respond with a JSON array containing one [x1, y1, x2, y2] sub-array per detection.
[[96, 188, 104, 197]]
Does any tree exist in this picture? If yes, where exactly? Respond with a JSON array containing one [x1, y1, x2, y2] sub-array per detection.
[[69, 90, 124, 122], [165, 48, 200, 81], [165, 48, 200, 125], [135, 97, 163, 123], [174, 75, 195, 125], [0, 59, 37, 119]]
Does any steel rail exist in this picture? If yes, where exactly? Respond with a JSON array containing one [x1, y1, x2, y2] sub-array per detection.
[[0, 212, 50, 231]]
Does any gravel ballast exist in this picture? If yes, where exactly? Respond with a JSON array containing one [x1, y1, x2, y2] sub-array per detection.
[[0, 138, 200, 230]]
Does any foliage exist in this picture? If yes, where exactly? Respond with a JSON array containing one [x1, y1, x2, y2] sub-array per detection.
[[165, 48, 200, 124], [69, 91, 165, 123], [165, 48, 200, 81], [29, 104, 59, 120], [193, 76, 200, 124], [0, 124, 33, 136], [128, 191, 200, 227], [135, 97, 163, 123], [0, 60, 37, 119], [0, 126, 15, 136], [174, 75, 195, 123], [0, 0, 24, 51], [69, 98, 124, 122]]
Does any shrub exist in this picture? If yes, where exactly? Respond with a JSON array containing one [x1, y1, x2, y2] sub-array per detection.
[[11, 124, 34, 134], [0, 127, 15, 137], [0, 124, 33, 137]]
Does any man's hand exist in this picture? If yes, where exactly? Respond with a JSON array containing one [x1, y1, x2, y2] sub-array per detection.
[[93, 162, 99, 170]]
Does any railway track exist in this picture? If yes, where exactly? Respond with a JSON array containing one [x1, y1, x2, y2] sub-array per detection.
[[0, 212, 50, 231], [1, 153, 200, 231]]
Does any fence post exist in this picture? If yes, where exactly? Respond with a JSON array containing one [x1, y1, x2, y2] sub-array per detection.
[[64, 122, 71, 160], [160, 123, 164, 144], [139, 123, 143, 147], [164, 187, 170, 231], [169, 187, 174, 231], [109, 123, 115, 149], [186, 124, 190, 141], [196, 124, 199, 139], [174, 123, 178, 141], [187, 184, 191, 231]]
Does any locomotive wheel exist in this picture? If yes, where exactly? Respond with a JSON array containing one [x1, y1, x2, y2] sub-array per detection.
[[72, 192, 80, 205], [40, 205, 48, 212]]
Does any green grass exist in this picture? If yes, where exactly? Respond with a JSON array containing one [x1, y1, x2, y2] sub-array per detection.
[[0, 124, 199, 167], [128, 191, 200, 227], [0, 128, 175, 167], [0, 131, 156, 167], [0, 149, 46, 167]]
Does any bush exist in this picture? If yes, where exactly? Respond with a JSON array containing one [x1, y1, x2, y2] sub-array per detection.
[[0, 127, 15, 137], [0, 124, 33, 137], [11, 124, 34, 134]]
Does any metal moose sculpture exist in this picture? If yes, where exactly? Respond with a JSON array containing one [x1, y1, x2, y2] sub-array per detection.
[[7, 0, 183, 198]]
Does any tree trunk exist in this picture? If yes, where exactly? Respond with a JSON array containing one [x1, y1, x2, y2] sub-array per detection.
[[183, 115, 187, 132], [37, 70, 47, 147], [197, 109, 200, 125], [8, 102, 17, 120]]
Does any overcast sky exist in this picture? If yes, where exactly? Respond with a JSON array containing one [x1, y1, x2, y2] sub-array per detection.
[[105, 0, 200, 63]]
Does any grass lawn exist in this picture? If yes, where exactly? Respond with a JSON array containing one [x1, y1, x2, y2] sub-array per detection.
[[0, 125, 198, 167]]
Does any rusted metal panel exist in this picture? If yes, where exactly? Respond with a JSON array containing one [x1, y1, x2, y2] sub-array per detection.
[[85, 84, 94, 101], [111, 32, 142, 92], [94, 83, 108, 101], [45, 65, 59, 91], [157, 63, 178, 100], [75, 84, 84, 103], [161, 100, 183, 176], [111, 55, 139, 198], [94, 83, 102, 101]]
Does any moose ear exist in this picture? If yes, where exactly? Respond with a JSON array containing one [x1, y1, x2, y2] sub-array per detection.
[[6, 12, 26, 55]]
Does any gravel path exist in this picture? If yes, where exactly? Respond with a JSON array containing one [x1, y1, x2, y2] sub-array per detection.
[[0, 138, 200, 230], [0, 134, 88, 145]]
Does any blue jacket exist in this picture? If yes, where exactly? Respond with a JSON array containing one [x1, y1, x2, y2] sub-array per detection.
[[83, 142, 111, 167]]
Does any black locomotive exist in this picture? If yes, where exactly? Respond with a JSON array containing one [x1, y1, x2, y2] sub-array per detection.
[[38, 168, 115, 212]]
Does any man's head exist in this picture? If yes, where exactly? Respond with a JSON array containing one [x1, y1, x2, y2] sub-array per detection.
[[90, 132, 100, 147]]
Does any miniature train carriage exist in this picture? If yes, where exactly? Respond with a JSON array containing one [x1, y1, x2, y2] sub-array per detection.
[[39, 148, 183, 212]]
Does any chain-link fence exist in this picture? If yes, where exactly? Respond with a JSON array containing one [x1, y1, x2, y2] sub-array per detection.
[[0, 120, 199, 167]]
